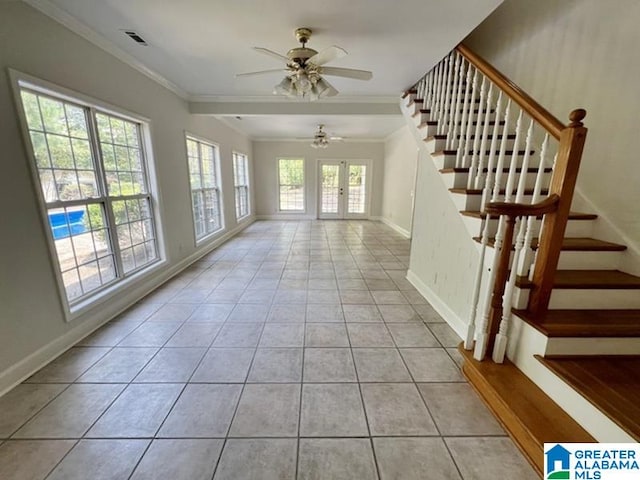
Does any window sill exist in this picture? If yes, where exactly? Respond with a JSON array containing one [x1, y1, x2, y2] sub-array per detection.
[[195, 227, 225, 248]]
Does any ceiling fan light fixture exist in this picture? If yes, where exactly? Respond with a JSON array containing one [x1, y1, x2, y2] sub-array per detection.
[[273, 77, 294, 96], [295, 72, 312, 94]]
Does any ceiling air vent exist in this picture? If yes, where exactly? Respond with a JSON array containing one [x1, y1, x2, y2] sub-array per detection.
[[123, 30, 148, 46]]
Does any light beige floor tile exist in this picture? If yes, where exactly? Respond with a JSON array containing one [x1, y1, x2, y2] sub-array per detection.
[[76, 321, 144, 347], [445, 437, 538, 480], [117, 322, 182, 347], [165, 323, 222, 347], [247, 348, 302, 382], [418, 383, 504, 435], [187, 304, 233, 322], [158, 384, 242, 437], [303, 348, 357, 382], [259, 324, 305, 347], [227, 304, 270, 322], [229, 384, 300, 437], [87, 383, 183, 437], [399, 348, 464, 382], [352, 348, 412, 382], [347, 323, 395, 347], [191, 348, 254, 382], [298, 438, 377, 480], [47, 439, 148, 480], [267, 304, 306, 322], [0, 384, 67, 438], [305, 324, 349, 347], [214, 439, 296, 480], [374, 437, 461, 480], [377, 304, 421, 322], [428, 323, 462, 347], [300, 384, 368, 437], [342, 304, 383, 322], [340, 290, 375, 304], [361, 383, 438, 436], [77, 347, 158, 383], [306, 304, 344, 322], [0, 440, 75, 480], [386, 323, 440, 347], [146, 303, 197, 322], [134, 347, 205, 382], [371, 290, 409, 305], [212, 323, 263, 347], [26, 347, 110, 383], [13, 384, 125, 438], [131, 439, 223, 480]]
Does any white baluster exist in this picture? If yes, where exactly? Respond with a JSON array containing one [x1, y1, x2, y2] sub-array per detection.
[[467, 76, 488, 188], [438, 54, 455, 133], [480, 92, 504, 212], [503, 110, 524, 202], [455, 65, 476, 168], [515, 119, 535, 203], [491, 99, 513, 201], [493, 217, 527, 363], [473, 83, 495, 189], [446, 55, 465, 149], [432, 61, 444, 127], [518, 134, 549, 276]]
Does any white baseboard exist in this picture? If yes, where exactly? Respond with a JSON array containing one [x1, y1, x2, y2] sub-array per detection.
[[379, 216, 411, 238], [406, 269, 467, 340], [0, 219, 254, 396]]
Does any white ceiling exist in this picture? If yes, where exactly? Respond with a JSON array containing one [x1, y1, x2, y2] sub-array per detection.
[[28, 0, 503, 138]]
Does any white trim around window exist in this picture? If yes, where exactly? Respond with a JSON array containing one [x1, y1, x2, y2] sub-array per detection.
[[184, 133, 224, 245], [9, 69, 166, 321], [232, 151, 250, 221]]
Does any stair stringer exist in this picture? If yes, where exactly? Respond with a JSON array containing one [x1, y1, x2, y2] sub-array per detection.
[[506, 316, 636, 442]]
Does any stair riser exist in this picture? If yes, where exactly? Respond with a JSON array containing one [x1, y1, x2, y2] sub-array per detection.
[[462, 216, 594, 238], [513, 288, 640, 309], [441, 171, 551, 190], [556, 251, 624, 270], [451, 192, 542, 212]]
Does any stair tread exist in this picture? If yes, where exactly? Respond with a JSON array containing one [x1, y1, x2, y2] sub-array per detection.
[[460, 346, 594, 476], [461, 210, 597, 220], [477, 237, 626, 252], [435, 149, 534, 157], [441, 167, 552, 174], [537, 355, 640, 441], [517, 270, 640, 289], [513, 309, 640, 337]]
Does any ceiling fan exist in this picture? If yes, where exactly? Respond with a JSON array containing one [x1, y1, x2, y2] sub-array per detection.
[[303, 124, 343, 148], [236, 27, 373, 100]]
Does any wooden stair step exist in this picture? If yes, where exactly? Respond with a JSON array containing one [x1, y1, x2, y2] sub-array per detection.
[[441, 167, 552, 174], [435, 149, 534, 157], [450, 187, 548, 196], [517, 270, 640, 290], [412, 108, 492, 118], [460, 210, 596, 221], [401, 89, 417, 99], [513, 309, 640, 337], [537, 355, 640, 441], [423, 131, 514, 143], [420, 120, 506, 128], [477, 237, 627, 252], [460, 346, 595, 477]]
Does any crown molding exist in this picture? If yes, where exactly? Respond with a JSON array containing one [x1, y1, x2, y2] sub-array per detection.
[[188, 94, 399, 104], [252, 137, 385, 143], [22, 0, 189, 100]]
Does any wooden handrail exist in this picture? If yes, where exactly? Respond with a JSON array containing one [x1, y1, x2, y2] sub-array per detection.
[[456, 44, 564, 139], [485, 194, 559, 218]]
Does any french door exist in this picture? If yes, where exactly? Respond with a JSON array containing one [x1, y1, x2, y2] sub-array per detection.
[[318, 160, 370, 219]]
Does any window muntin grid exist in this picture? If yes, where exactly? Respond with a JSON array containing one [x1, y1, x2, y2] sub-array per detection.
[[321, 164, 340, 214], [278, 159, 305, 211], [186, 137, 223, 240], [347, 164, 367, 214], [232, 152, 250, 219], [20, 88, 159, 305]]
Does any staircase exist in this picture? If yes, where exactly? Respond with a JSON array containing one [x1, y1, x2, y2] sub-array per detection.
[[400, 44, 640, 475]]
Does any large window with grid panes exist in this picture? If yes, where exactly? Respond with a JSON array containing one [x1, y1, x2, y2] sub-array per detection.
[[232, 151, 250, 220], [278, 158, 305, 211], [17, 83, 160, 311], [186, 135, 223, 241]]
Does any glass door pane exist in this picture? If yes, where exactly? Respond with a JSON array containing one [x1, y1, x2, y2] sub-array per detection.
[[319, 162, 342, 218], [346, 163, 367, 215]]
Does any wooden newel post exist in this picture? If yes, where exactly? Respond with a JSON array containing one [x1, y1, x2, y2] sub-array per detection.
[[486, 215, 517, 354], [527, 109, 588, 315]]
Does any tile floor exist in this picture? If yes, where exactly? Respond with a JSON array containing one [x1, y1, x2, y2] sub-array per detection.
[[0, 220, 538, 479]]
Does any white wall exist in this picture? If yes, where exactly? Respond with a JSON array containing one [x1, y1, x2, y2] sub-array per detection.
[[0, 2, 253, 391], [252, 140, 385, 219], [465, 0, 640, 269], [382, 126, 418, 236]]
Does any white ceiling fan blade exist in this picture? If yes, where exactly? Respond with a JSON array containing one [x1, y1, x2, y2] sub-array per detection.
[[320, 67, 373, 81], [307, 46, 347, 67], [253, 47, 289, 63], [236, 69, 287, 78]]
